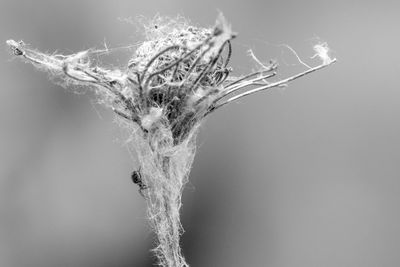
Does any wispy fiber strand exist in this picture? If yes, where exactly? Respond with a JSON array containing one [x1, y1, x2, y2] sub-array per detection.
[[7, 14, 336, 267]]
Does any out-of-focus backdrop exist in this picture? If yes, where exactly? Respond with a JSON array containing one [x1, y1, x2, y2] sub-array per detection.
[[1, 0, 400, 266]]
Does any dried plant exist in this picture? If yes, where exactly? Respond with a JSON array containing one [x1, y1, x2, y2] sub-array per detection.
[[7, 14, 336, 267]]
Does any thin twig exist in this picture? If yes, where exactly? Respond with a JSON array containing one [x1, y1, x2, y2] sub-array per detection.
[[224, 62, 277, 88], [206, 59, 337, 116], [221, 71, 277, 95]]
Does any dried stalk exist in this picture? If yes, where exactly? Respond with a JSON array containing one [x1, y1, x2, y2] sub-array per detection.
[[7, 14, 336, 267]]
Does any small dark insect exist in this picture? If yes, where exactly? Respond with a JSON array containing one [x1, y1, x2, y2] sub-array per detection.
[[131, 168, 148, 198]]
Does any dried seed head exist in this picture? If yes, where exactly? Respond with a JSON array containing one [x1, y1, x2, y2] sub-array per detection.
[[124, 14, 235, 144], [6, 14, 336, 267]]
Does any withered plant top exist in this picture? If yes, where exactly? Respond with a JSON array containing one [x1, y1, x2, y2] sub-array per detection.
[[7, 14, 336, 267], [7, 14, 336, 147]]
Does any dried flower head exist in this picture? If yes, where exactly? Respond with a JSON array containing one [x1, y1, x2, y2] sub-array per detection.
[[7, 13, 336, 267]]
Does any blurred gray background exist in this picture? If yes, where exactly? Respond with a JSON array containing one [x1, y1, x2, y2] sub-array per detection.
[[1, 0, 400, 266]]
